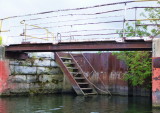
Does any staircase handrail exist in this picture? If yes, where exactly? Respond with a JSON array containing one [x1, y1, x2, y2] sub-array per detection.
[[55, 52, 85, 95], [81, 53, 112, 96]]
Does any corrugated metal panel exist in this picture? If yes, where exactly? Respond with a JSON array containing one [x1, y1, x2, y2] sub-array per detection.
[[72, 53, 128, 95]]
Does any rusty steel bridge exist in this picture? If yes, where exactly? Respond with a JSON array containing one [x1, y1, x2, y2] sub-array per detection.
[[5, 40, 152, 52]]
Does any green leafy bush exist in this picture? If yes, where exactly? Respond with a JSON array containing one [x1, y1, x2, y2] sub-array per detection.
[[113, 51, 151, 87]]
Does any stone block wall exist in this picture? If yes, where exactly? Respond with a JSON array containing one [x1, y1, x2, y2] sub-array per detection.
[[1, 52, 72, 96]]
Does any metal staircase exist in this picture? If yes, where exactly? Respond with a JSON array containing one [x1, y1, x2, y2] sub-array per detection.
[[55, 52, 97, 95]]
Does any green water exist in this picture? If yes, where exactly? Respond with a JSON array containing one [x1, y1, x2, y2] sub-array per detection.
[[0, 94, 157, 113]]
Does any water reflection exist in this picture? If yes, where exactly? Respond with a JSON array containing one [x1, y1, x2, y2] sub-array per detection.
[[0, 94, 157, 113]]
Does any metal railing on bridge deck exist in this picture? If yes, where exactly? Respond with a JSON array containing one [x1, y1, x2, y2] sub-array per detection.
[[0, 0, 159, 45]]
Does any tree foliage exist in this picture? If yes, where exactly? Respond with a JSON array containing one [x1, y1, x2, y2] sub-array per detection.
[[113, 51, 151, 86], [0, 36, 2, 45], [117, 1, 160, 37]]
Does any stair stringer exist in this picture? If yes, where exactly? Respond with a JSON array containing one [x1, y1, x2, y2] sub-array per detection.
[[55, 53, 85, 95], [69, 53, 98, 95]]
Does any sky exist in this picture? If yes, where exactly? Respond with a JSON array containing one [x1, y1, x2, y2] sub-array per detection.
[[0, 0, 158, 45], [0, 0, 129, 19]]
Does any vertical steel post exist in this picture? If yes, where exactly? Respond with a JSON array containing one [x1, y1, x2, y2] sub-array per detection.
[[57, 33, 61, 43], [122, 3, 127, 38], [70, 25, 73, 42], [24, 24, 27, 42], [135, 8, 137, 37]]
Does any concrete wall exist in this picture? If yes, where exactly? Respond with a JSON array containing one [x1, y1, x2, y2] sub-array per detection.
[[1, 52, 72, 96]]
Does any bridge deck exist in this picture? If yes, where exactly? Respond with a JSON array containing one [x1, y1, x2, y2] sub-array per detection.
[[5, 40, 152, 52]]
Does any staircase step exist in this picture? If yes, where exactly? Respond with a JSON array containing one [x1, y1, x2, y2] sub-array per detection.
[[60, 57, 72, 60], [63, 62, 74, 64], [85, 93, 97, 95], [74, 77, 85, 79], [70, 72, 81, 74], [81, 88, 92, 90], [67, 67, 78, 70], [71, 73, 82, 77], [78, 82, 88, 85]]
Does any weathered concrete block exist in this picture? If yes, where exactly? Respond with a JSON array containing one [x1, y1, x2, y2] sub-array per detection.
[[37, 67, 62, 75], [29, 83, 41, 89], [26, 75, 38, 83], [63, 73, 77, 92], [14, 66, 37, 75], [50, 61, 59, 67], [39, 75, 63, 83], [10, 65, 15, 74], [29, 83, 61, 94], [9, 83, 30, 93], [34, 59, 51, 67], [43, 83, 56, 89], [9, 60, 19, 65], [37, 67, 51, 75], [18, 60, 32, 66], [43, 83, 62, 93], [28, 52, 54, 59], [10, 60, 32, 66], [39, 75, 54, 82], [8, 75, 27, 83]]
